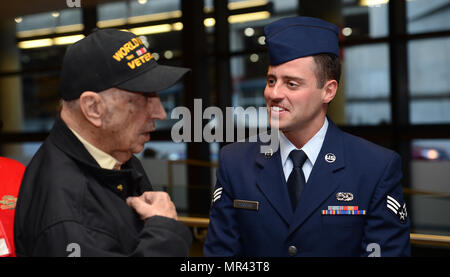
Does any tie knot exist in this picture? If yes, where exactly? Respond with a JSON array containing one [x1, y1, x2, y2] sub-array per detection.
[[289, 150, 308, 168]]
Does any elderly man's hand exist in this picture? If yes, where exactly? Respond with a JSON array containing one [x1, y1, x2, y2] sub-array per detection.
[[126, 191, 178, 221]]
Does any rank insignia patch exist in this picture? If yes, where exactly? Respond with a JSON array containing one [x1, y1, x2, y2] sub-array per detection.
[[386, 195, 407, 223], [212, 187, 223, 203]]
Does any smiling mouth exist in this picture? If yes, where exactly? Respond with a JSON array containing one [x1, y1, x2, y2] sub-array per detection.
[[270, 105, 288, 112]]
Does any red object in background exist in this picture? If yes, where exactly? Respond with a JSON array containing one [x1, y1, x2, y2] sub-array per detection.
[[0, 157, 25, 257]]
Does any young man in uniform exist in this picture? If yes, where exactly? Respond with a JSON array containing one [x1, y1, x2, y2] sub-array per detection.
[[204, 17, 410, 257]]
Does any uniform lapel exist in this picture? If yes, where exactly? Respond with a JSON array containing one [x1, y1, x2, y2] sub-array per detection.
[[255, 146, 293, 224], [288, 120, 346, 234]]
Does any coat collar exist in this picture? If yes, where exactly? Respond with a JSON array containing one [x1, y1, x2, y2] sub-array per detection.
[[288, 119, 346, 233], [279, 118, 329, 170], [255, 118, 346, 228], [48, 116, 148, 197], [255, 145, 293, 224]]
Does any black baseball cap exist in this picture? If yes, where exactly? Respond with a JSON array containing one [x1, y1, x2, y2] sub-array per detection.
[[59, 28, 190, 100]]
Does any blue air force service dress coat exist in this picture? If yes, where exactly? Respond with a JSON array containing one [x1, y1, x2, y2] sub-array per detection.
[[204, 120, 410, 257]]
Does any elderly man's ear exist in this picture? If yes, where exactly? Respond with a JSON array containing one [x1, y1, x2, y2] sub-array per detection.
[[79, 91, 106, 128]]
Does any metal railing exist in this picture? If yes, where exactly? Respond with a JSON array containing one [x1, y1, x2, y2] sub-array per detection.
[[170, 159, 450, 247], [179, 216, 450, 247]]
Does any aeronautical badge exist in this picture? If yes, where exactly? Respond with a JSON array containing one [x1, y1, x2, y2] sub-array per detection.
[[386, 195, 407, 223], [336, 192, 354, 202], [0, 195, 17, 210]]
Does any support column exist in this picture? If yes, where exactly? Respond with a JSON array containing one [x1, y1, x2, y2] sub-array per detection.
[[82, 5, 97, 35], [181, 0, 212, 215], [0, 20, 24, 158], [389, 0, 411, 188], [213, 0, 233, 146], [214, 0, 232, 109]]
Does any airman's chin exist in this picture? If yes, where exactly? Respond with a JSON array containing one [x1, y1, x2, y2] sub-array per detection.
[[268, 116, 281, 130]]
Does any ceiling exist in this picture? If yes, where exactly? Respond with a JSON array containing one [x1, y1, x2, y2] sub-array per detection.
[[1, 0, 122, 19]]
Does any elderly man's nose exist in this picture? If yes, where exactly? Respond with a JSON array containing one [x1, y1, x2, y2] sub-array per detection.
[[151, 98, 167, 120]]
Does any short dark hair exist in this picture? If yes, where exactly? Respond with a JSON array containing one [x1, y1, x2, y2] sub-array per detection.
[[312, 53, 341, 88]]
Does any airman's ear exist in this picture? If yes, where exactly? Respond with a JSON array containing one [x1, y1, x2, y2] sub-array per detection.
[[79, 91, 105, 128], [322, 80, 338, 104]]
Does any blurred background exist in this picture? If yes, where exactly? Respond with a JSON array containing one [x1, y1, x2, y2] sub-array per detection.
[[0, 0, 449, 256]]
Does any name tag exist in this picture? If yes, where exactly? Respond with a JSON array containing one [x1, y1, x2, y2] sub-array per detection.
[[233, 199, 259, 211]]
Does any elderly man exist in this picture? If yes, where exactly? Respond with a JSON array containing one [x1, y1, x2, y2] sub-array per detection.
[[204, 17, 410, 257], [14, 29, 192, 257]]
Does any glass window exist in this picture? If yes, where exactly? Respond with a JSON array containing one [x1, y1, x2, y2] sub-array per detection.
[[16, 10, 80, 32], [129, 0, 180, 17], [137, 141, 187, 160], [58, 9, 83, 27], [22, 71, 60, 132], [272, 0, 298, 13], [14, 9, 84, 133], [98, 0, 180, 28], [231, 52, 268, 109], [342, 0, 389, 39], [229, 0, 297, 52], [97, 2, 128, 22], [140, 30, 183, 131], [410, 138, 450, 235], [343, 43, 391, 125], [0, 142, 43, 166], [412, 139, 450, 161], [345, 102, 391, 125], [230, 22, 268, 53], [409, 193, 450, 236], [137, 141, 217, 212], [16, 9, 83, 37], [408, 37, 450, 124], [16, 12, 57, 32], [223, 0, 392, 126], [407, 0, 450, 34], [20, 47, 66, 132], [157, 83, 186, 132]]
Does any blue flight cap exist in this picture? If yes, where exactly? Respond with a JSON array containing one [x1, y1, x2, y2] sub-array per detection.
[[264, 16, 340, 65]]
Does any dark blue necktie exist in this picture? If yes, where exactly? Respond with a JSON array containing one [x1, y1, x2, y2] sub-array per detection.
[[287, 150, 308, 211]]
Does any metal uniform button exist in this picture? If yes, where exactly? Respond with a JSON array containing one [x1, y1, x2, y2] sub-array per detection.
[[288, 245, 297, 256]]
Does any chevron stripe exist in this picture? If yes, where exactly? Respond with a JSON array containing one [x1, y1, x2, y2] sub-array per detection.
[[212, 187, 223, 203]]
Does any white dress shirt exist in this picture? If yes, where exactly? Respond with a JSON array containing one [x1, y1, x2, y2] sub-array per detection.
[[279, 118, 328, 183], [69, 127, 122, 170]]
